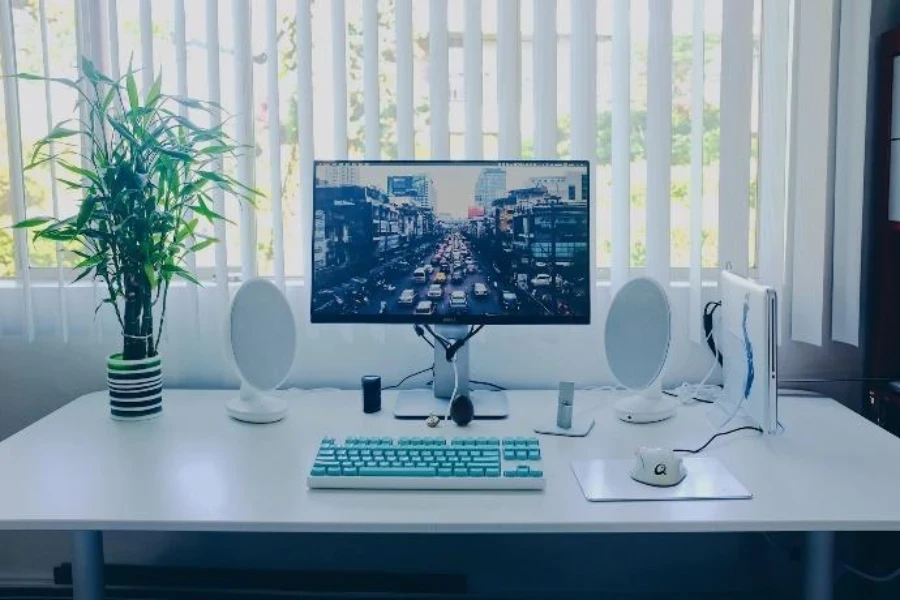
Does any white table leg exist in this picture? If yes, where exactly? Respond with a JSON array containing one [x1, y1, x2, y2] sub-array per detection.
[[804, 531, 834, 600], [73, 530, 104, 600]]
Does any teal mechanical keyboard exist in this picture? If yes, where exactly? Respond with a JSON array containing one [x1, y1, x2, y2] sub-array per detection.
[[307, 436, 546, 490]]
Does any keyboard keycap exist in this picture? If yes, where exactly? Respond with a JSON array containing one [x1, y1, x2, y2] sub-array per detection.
[[528, 450, 541, 460], [359, 467, 436, 477], [311, 466, 326, 476], [486, 468, 501, 477], [326, 466, 341, 476]]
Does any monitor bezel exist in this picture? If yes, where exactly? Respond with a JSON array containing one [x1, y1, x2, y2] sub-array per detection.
[[309, 159, 592, 326]]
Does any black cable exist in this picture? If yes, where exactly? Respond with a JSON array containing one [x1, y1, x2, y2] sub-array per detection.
[[673, 425, 763, 454], [413, 324, 435, 349], [383, 365, 434, 390], [662, 389, 714, 404], [704, 301, 723, 366], [781, 377, 895, 384], [471, 379, 506, 391], [424, 324, 485, 362]]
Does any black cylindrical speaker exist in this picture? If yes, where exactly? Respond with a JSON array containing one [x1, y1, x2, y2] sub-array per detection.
[[362, 375, 381, 414]]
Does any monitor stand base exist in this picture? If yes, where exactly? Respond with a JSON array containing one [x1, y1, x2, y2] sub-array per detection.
[[393, 389, 509, 420]]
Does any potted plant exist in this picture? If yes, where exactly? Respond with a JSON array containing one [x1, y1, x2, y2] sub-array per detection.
[[14, 58, 257, 420]]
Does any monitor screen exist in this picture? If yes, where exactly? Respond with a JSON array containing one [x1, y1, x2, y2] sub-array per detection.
[[310, 160, 591, 325]]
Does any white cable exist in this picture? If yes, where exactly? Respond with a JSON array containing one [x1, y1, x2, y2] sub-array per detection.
[[672, 308, 723, 405], [843, 564, 900, 583], [445, 355, 459, 424]]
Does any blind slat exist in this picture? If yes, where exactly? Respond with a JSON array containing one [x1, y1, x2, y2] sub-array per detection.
[[106, 0, 120, 80], [232, 0, 257, 281], [429, 0, 449, 158], [611, 0, 631, 290], [332, 0, 348, 159], [363, 0, 381, 159], [265, 0, 285, 290], [38, 0, 69, 342], [571, 0, 596, 160], [173, 0, 201, 324], [646, 0, 672, 282], [533, 0, 556, 159], [758, 0, 790, 344], [689, 0, 705, 343], [464, 0, 482, 159], [139, 0, 154, 95], [497, 0, 521, 158], [205, 0, 228, 304], [296, 0, 315, 278], [0, 0, 35, 340], [789, 0, 835, 345], [717, 0, 753, 274], [831, 0, 871, 346], [395, 0, 414, 159]]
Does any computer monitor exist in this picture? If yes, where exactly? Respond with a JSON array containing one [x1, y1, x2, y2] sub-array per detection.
[[310, 160, 591, 325], [310, 160, 592, 418]]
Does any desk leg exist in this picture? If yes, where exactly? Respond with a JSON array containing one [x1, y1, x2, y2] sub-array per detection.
[[804, 531, 834, 600], [73, 530, 104, 600]]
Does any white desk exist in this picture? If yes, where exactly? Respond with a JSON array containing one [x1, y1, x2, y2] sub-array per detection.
[[0, 389, 898, 600]]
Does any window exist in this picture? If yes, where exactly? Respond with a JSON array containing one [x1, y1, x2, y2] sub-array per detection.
[[0, 0, 766, 285]]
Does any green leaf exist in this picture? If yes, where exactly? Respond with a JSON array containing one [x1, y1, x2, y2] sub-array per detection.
[[75, 196, 98, 231], [144, 264, 157, 288], [58, 161, 103, 188], [162, 264, 201, 286], [191, 201, 226, 223], [126, 71, 139, 110], [175, 218, 199, 244], [106, 116, 140, 147], [12, 216, 54, 229], [146, 73, 162, 106], [74, 253, 105, 270], [72, 267, 96, 284], [187, 238, 217, 253], [45, 125, 80, 141]]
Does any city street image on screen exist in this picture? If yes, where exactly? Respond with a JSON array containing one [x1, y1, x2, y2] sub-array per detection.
[[311, 161, 590, 323]]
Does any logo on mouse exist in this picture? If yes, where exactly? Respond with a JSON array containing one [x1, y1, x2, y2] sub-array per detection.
[[654, 463, 667, 476]]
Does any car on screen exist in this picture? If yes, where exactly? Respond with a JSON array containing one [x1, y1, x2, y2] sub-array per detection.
[[434, 272, 447, 285], [427, 284, 443, 299], [466, 263, 477, 274], [414, 300, 435, 316], [451, 271, 464, 284], [473, 283, 489, 298], [502, 291, 519, 311], [531, 273, 552, 287], [413, 267, 428, 283], [449, 291, 468, 313], [398, 289, 417, 305]]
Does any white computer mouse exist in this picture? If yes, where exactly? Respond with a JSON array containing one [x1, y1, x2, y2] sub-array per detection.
[[630, 447, 687, 487]]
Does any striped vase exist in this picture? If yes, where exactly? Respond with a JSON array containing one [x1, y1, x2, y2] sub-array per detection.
[[107, 354, 163, 421]]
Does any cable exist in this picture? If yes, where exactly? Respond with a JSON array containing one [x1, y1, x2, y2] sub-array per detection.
[[444, 356, 460, 423], [704, 301, 723, 366], [663, 389, 714, 404], [413, 324, 435, 349], [843, 564, 900, 583], [471, 379, 506, 391], [383, 365, 434, 390], [762, 533, 900, 584], [673, 425, 763, 454]]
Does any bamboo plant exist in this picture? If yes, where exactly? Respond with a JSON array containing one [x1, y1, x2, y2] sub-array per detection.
[[14, 58, 257, 360]]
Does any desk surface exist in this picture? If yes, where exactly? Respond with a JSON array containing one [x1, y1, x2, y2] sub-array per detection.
[[0, 389, 898, 534]]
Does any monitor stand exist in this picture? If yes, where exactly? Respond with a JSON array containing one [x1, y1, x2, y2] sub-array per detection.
[[394, 325, 509, 419]]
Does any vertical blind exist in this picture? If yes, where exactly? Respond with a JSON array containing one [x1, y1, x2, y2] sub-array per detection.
[[0, 0, 867, 348]]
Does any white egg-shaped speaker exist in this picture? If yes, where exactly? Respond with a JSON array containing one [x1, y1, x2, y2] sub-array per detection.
[[226, 279, 296, 423], [605, 277, 675, 423]]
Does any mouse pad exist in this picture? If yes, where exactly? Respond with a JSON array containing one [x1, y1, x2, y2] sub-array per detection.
[[571, 458, 752, 502]]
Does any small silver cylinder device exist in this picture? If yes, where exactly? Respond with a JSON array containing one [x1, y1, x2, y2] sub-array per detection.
[[556, 381, 575, 429]]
